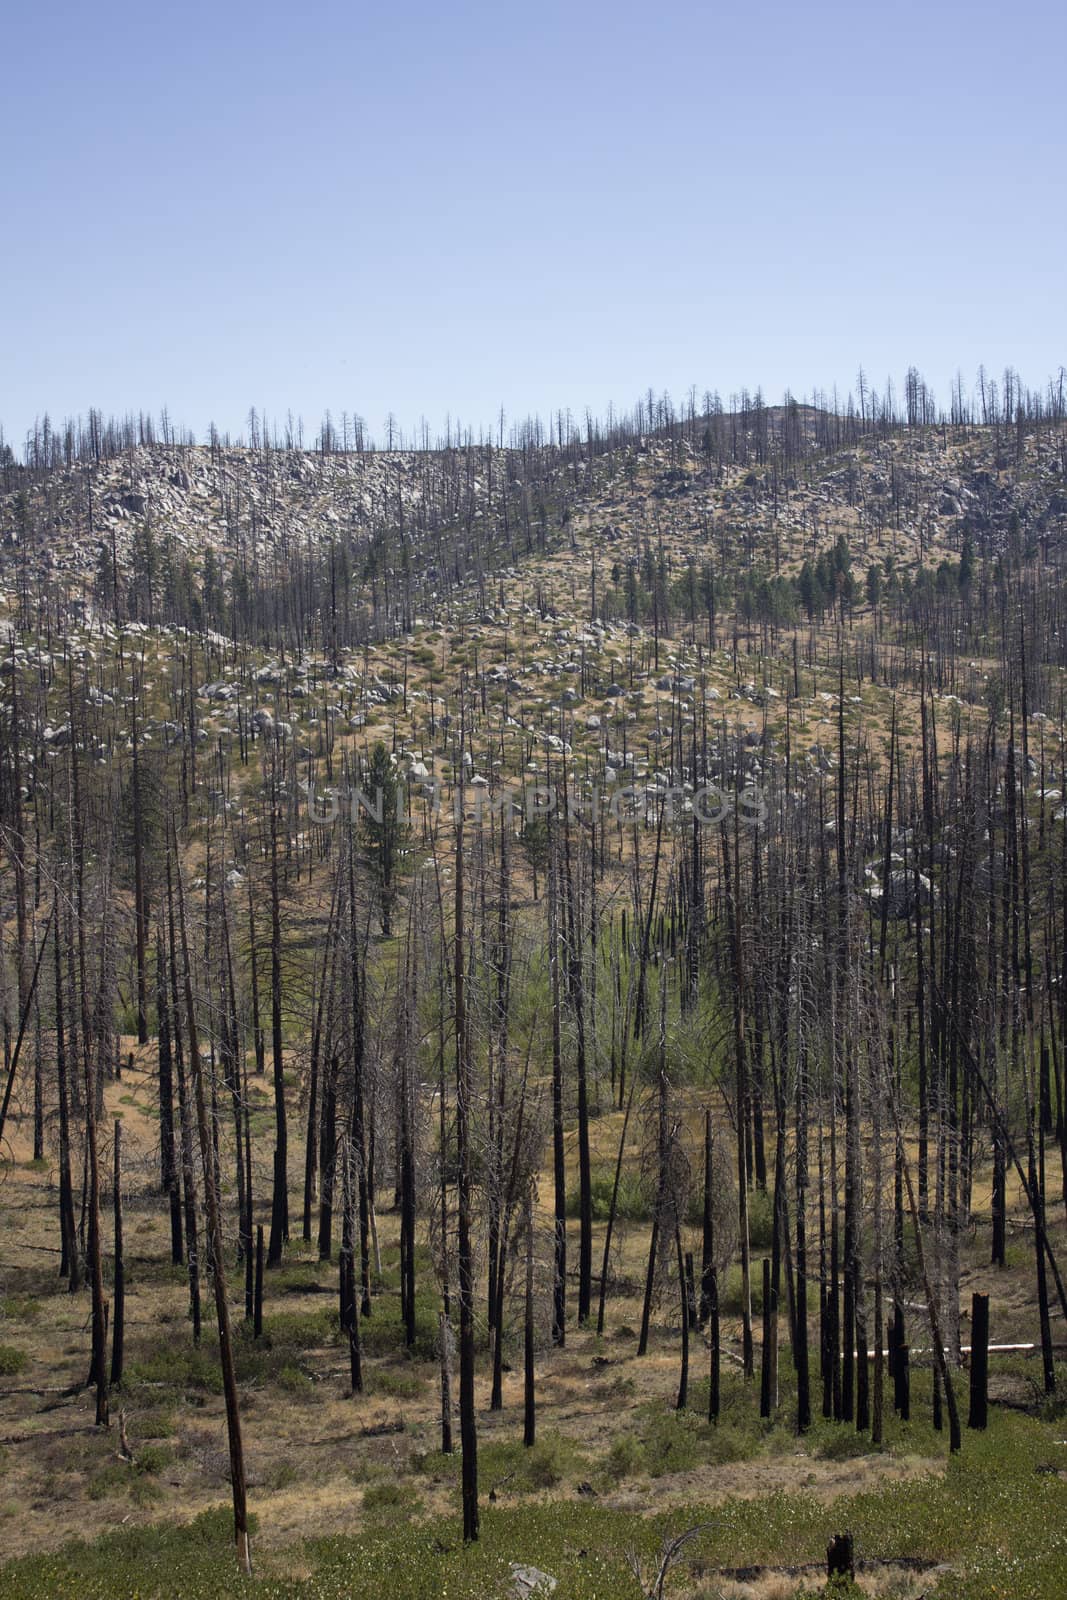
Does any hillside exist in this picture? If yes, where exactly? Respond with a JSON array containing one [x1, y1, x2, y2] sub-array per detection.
[[0, 403, 1066, 1600]]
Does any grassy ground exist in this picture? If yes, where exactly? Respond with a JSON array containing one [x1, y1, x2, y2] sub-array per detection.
[[0, 1410, 1064, 1598]]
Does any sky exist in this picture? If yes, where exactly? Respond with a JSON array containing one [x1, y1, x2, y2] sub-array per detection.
[[1, 0, 1064, 452]]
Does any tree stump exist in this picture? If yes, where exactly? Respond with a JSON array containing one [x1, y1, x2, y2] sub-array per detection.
[[827, 1531, 855, 1581], [894, 1342, 910, 1421], [968, 1291, 989, 1430]]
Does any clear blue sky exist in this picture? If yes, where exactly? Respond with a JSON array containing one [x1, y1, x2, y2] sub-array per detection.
[[1, 0, 1064, 450]]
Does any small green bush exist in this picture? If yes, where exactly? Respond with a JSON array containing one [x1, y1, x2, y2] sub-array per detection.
[[263, 1460, 299, 1492], [567, 1166, 651, 1222], [375, 1367, 425, 1399], [601, 1433, 644, 1483], [125, 1340, 224, 1396], [0, 1347, 27, 1376], [522, 1438, 567, 1490], [0, 1296, 40, 1324], [746, 1187, 775, 1251], [87, 1464, 130, 1502], [362, 1481, 420, 1517], [129, 1478, 164, 1509], [815, 1424, 874, 1461], [415, 1432, 583, 1496], [360, 1292, 438, 1363], [277, 1364, 314, 1396], [135, 1445, 174, 1476]]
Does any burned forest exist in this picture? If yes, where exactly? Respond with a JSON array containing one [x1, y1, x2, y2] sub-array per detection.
[[0, 379, 1066, 1599]]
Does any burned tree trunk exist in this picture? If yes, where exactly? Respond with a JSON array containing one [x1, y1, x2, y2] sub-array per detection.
[[454, 788, 479, 1542], [548, 834, 566, 1348], [524, 1193, 536, 1448], [156, 929, 183, 1266], [675, 1228, 690, 1410], [597, 1075, 636, 1336], [109, 1119, 125, 1389], [167, 862, 201, 1343], [175, 848, 252, 1576], [339, 1141, 363, 1394], [267, 778, 289, 1265], [54, 897, 79, 1288]]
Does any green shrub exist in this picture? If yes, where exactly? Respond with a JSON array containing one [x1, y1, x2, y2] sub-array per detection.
[[415, 1432, 583, 1496], [631, 1396, 758, 1476], [0, 1296, 40, 1324], [375, 1367, 425, 1399], [277, 1364, 314, 1396], [138, 1409, 177, 1438], [815, 1423, 874, 1461], [567, 1166, 651, 1222], [601, 1433, 644, 1484], [360, 1292, 438, 1364], [521, 1438, 568, 1490], [746, 1187, 775, 1251], [0, 1347, 27, 1376], [362, 1481, 420, 1517], [125, 1339, 224, 1396], [134, 1444, 173, 1476], [263, 1460, 299, 1492], [87, 1464, 130, 1502], [129, 1477, 164, 1509]]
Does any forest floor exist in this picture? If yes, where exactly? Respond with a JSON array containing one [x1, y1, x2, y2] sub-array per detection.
[[1, 1052, 1066, 1598]]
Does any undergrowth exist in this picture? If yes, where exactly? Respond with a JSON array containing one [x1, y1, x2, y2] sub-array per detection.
[[1, 1411, 1063, 1599]]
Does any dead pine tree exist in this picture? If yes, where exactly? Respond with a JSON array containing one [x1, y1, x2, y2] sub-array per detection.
[[109, 1119, 125, 1389], [524, 1190, 536, 1447], [638, 983, 670, 1359], [317, 1051, 339, 1263], [893, 1098, 961, 1453], [53, 893, 79, 1288], [759, 1257, 777, 1417], [266, 758, 289, 1265], [166, 857, 201, 1342], [304, 872, 340, 1243], [489, 1028, 536, 1412], [454, 751, 479, 1542], [869, 1011, 887, 1446], [561, 793, 593, 1324], [721, 813, 754, 1377], [74, 842, 109, 1427], [704, 1109, 721, 1425], [130, 695, 150, 1045], [339, 1137, 363, 1394], [346, 832, 372, 1318], [253, 1225, 264, 1338], [156, 927, 183, 1266], [675, 1227, 690, 1410], [794, 1029, 811, 1432], [397, 896, 420, 1351], [175, 842, 252, 1575], [597, 1071, 638, 1337], [0, 897, 56, 1168], [547, 821, 567, 1348], [485, 831, 506, 1364]]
